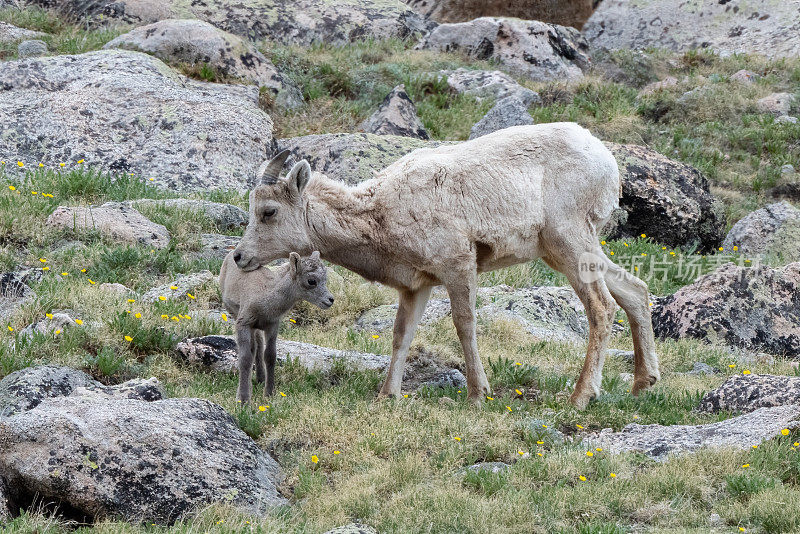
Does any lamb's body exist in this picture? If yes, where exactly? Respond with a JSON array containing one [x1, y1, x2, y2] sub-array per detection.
[[234, 123, 660, 408], [220, 251, 333, 401]]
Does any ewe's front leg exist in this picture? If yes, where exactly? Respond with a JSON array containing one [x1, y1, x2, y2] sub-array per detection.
[[236, 323, 255, 403], [445, 271, 490, 406], [378, 287, 432, 399], [264, 324, 279, 397]]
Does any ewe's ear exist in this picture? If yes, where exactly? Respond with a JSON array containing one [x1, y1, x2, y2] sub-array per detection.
[[289, 252, 302, 277], [258, 149, 291, 185], [287, 160, 312, 196], [310, 251, 320, 261]]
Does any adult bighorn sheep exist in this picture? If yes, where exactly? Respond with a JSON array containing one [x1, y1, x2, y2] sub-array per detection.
[[233, 123, 660, 409]]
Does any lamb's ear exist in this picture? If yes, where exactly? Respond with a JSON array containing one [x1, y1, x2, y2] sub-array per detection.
[[310, 251, 320, 261], [287, 160, 312, 196], [289, 252, 302, 277], [259, 149, 291, 185]]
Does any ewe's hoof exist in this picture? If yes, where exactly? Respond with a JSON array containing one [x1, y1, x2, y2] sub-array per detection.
[[632, 374, 659, 396]]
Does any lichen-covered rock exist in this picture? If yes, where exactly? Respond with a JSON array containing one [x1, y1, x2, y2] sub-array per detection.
[[469, 97, 534, 139], [103, 19, 302, 110], [278, 133, 448, 184], [584, 0, 800, 59], [698, 374, 800, 414], [420, 368, 467, 389], [686, 362, 718, 376], [360, 84, 429, 139], [355, 298, 451, 333], [98, 282, 132, 296], [604, 143, 726, 252], [590, 48, 657, 88], [323, 524, 379, 534], [417, 17, 590, 82], [175, 335, 239, 372], [0, 269, 41, 322], [142, 270, 214, 303], [0, 365, 166, 418], [0, 477, 9, 521], [0, 50, 274, 192], [16, 39, 47, 58], [128, 198, 248, 230], [652, 262, 800, 356], [47, 202, 171, 249], [585, 405, 800, 461], [438, 68, 541, 105], [757, 93, 796, 117], [30, 0, 431, 46], [731, 69, 759, 85], [199, 233, 241, 261], [0, 21, 44, 44], [19, 312, 77, 338], [0, 397, 286, 523], [404, 0, 596, 29], [722, 201, 800, 262]]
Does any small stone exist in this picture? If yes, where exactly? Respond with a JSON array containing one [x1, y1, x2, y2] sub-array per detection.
[[458, 462, 511, 475], [709, 513, 721, 525], [438, 396, 456, 407], [468, 97, 534, 139], [686, 362, 718, 375], [607, 349, 635, 363], [142, 271, 214, 303], [619, 372, 634, 383], [98, 282, 132, 295], [781, 164, 796, 176], [360, 84, 429, 139], [757, 92, 795, 117], [638, 77, 678, 97], [46, 202, 170, 249], [730, 69, 759, 84], [322, 524, 379, 534], [439, 68, 541, 106], [17, 39, 47, 58], [777, 115, 798, 124], [19, 312, 77, 338]]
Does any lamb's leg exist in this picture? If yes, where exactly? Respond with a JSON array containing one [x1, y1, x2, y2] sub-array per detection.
[[378, 286, 432, 398], [444, 269, 490, 406], [601, 253, 660, 395], [254, 329, 267, 384], [235, 323, 255, 403], [542, 238, 617, 410], [264, 324, 278, 397]]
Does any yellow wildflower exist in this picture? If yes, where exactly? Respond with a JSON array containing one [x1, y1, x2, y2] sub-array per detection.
[[134, 313, 141, 319], [75, 319, 83, 325], [31, 191, 38, 195], [579, 475, 587, 482], [515, 388, 523, 395], [187, 293, 195, 300], [279, 391, 286, 397], [77, 159, 84, 164], [170, 285, 178, 290], [221, 313, 228, 322], [742, 463, 750, 468], [161, 314, 168, 319], [7, 326, 12, 332], [8, 185, 15, 191], [127, 299, 135, 303], [88, 279, 96, 285], [17, 161, 23, 167], [536, 441, 544, 445], [60, 162, 65, 167], [486, 396, 494, 401], [782, 429, 790, 436], [258, 406, 267, 412], [600, 240, 606, 245], [333, 450, 340, 455], [506, 406, 512, 412], [515, 361, 521, 365], [609, 473, 617, 478], [46, 313, 53, 319], [311, 455, 319, 464], [372, 334, 379, 339], [454, 436, 461, 442], [640, 233, 646, 238], [42, 266, 49, 271], [38, 163, 43, 168], [609, 251, 615, 256], [158, 296, 166, 301], [124, 336, 133, 342], [60, 272, 68, 276], [576, 424, 584, 429], [743, 369, 751, 375], [55, 330, 61, 335], [729, 364, 736, 368], [586, 451, 594, 457]]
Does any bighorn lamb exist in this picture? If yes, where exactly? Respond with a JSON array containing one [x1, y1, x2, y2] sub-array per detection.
[[233, 123, 660, 409], [220, 250, 334, 402]]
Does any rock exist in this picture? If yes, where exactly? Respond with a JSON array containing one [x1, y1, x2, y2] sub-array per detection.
[[175, 335, 239, 373], [0, 397, 286, 523], [30, 0, 432, 46], [16, 39, 47, 58], [590, 48, 657, 88], [0, 477, 8, 521], [604, 143, 726, 252], [19, 312, 77, 338], [47, 202, 171, 249], [128, 198, 248, 230], [0, 22, 44, 44], [607, 349, 634, 363], [698, 374, 800, 414], [686, 362, 718, 376], [0, 365, 166, 417], [782, 164, 796, 176], [709, 513, 721, 526], [355, 298, 452, 332], [439, 68, 541, 106], [757, 93, 795, 117], [417, 17, 590, 82], [0, 269, 41, 322], [730, 69, 759, 84], [142, 271, 214, 303], [584, 0, 800, 59], [278, 133, 448, 185], [322, 524, 378, 534], [199, 233, 241, 261], [468, 97, 534, 139], [585, 405, 800, 461], [638, 76, 677, 97], [103, 19, 302, 110], [777, 115, 798, 125], [360, 84, 429, 139], [520, 418, 566, 442], [0, 50, 274, 193], [619, 372, 634, 383], [722, 201, 800, 261], [403, 0, 597, 30], [652, 262, 800, 356], [98, 282, 132, 295], [419, 369, 467, 389], [457, 462, 510, 475]]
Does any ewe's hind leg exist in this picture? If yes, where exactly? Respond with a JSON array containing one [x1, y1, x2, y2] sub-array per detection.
[[236, 324, 255, 403], [443, 269, 491, 406], [378, 287, 433, 398], [254, 329, 267, 384], [601, 255, 660, 395], [542, 236, 616, 410]]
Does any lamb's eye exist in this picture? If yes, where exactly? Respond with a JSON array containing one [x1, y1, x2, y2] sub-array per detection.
[[307, 278, 317, 287], [262, 208, 276, 220]]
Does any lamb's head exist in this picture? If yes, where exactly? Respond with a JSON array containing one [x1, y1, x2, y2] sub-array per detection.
[[289, 251, 334, 309], [233, 150, 313, 272]]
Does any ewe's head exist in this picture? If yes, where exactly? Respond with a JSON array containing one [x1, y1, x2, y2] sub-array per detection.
[[289, 251, 334, 309], [233, 150, 313, 271]]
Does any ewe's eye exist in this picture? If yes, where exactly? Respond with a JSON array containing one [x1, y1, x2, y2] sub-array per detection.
[[262, 208, 277, 221], [307, 278, 317, 287]]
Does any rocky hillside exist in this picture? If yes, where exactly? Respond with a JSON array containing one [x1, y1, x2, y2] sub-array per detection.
[[0, 1, 799, 533]]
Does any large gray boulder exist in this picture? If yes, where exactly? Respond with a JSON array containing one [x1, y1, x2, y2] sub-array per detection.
[[103, 19, 302, 110], [468, 97, 534, 139], [584, 405, 800, 461], [278, 133, 448, 184], [0, 21, 44, 44], [0, 397, 286, 523], [28, 0, 431, 46], [438, 68, 541, 106], [698, 374, 800, 414], [417, 17, 590, 82], [605, 143, 726, 252], [0, 365, 166, 418], [360, 84, 429, 139], [46, 202, 171, 249], [722, 201, 800, 262], [127, 198, 248, 230], [0, 50, 274, 192], [584, 0, 800, 59], [652, 262, 800, 356]]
